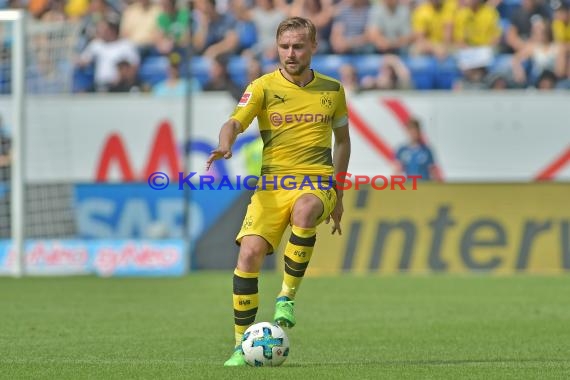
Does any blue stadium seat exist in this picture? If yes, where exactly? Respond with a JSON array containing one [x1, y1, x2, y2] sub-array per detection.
[[236, 21, 257, 51], [227, 56, 248, 88], [139, 56, 169, 86], [72, 64, 94, 93], [405, 56, 437, 90], [435, 57, 461, 90], [189, 56, 212, 87], [351, 54, 383, 79], [311, 54, 351, 79]]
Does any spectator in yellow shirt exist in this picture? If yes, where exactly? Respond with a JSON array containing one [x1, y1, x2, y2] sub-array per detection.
[[552, 3, 570, 44], [411, 0, 457, 58], [551, 3, 570, 81], [453, 0, 501, 48]]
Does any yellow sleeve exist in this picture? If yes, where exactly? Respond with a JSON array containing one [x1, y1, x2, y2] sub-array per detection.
[[552, 20, 565, 43], [453, 10, 467, 43], [230, 80, 264, 132], [333, 85, 348, 129], [412, 6, 429, 35], [488, 7, 501, 42]]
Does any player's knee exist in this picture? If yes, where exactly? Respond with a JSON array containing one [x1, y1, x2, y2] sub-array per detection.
[[237, 240, 268, 271], [292, 195, 323, 227]]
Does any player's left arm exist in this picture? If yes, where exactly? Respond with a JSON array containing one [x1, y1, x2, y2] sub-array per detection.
[[327, 124, 351, 235]]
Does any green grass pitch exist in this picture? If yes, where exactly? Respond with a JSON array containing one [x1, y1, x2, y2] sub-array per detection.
[[1, 273, 569, 379]]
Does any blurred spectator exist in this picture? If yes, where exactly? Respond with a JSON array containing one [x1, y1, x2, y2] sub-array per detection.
[[361, 54, 413, 89], [394, 117, 440, 181], [246, 57, 264, 85], [453, 0, 501, 49], [487, 72, 511, 89], [366, 0, 413, 55], [152, 53, 202, 96], [77, 0, 121, 51], [0, 115, 11, 183], [504, 0, 551, 54], [65, 0, 89, 19], [410, 0, 457, 59], [330, 0, 374, 55], [120, 0, 162, 57], [453, 46, 495, 90], [109, 60, 146, 92], [552, 1, 570, 78], [192, 0, 239, 59], [511, 16, 565, 87], [77, 19, 140, 92], [202, 56, 243, 100], [338, 62, 363, 94], [535, 68, 559, 88], [552, 1, 570, 45], [238, 0, 289, 61], [40, 0, 67, 22], [229, 0, 259, 53], [28, 0, 52, 19], [290, 0, 335, 54], [155, 0, 191, 56], [0, 115, 10, 239]]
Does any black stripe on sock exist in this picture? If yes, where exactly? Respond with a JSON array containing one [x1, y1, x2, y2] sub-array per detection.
[[233, 274, 258, 295], [284, 256, 309, 277], [234, 307, 258, 319], [234, 314, 256, 326], [289, 232, 316, 247], [284, 256, 309, 272]]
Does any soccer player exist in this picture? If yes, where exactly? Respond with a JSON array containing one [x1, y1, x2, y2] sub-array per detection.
[[205, 17, 351, 366]]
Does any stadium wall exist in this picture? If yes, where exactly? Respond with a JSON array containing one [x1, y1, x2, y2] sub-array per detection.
[[0, 92, 568, 275]]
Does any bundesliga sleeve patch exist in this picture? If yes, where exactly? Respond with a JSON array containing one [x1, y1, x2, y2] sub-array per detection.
[[238, 92, 252, 107]]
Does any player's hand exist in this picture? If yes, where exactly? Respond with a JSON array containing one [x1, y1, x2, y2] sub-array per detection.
[[206, 147, 232, 171], [325, 199, 344, 235]]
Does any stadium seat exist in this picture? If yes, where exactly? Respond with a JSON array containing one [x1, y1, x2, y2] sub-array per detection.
[[139, 56, 169, 86], [189, 56, 212, 87], [404, 56, 437, 90], [72, 64, 94, 93], [227, 56, 248, 88], [236, 21, 257, 51], [435, 57, 461, 90], [311, 54, 351, 80], [351, 54, 383, 79]]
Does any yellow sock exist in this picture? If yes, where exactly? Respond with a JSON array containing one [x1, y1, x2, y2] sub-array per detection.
[[232, 268, 259, 347], [278, 225, 316, 300]]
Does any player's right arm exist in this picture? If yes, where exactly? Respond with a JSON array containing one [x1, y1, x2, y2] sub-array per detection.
[[205, 79, 264, 171], [206, 119, 243, 171]]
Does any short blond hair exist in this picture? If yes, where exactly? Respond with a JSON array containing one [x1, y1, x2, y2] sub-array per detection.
[[276, 17, 317, 44]]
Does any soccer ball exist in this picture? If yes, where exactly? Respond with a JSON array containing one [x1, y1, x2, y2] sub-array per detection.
[[241, 322, 290, 367]]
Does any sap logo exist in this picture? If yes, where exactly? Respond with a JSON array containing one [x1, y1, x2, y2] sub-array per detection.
[[239, 300, 251, 306], [76, 198, 203, 239]]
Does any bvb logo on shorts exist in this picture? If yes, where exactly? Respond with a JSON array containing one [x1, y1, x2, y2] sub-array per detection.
[[242, 216, 254, 230], [320, 93, 332, 109]]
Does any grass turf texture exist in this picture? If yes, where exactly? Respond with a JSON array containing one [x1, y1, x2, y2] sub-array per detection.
[[1, 273, 569, 379]]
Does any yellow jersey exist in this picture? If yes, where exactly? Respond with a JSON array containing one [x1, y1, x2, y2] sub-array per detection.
[[453, 4, 501, 46], [231, 69, 348, 177], [412, 0, 457, 43], [552, 19, 570, 43]]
